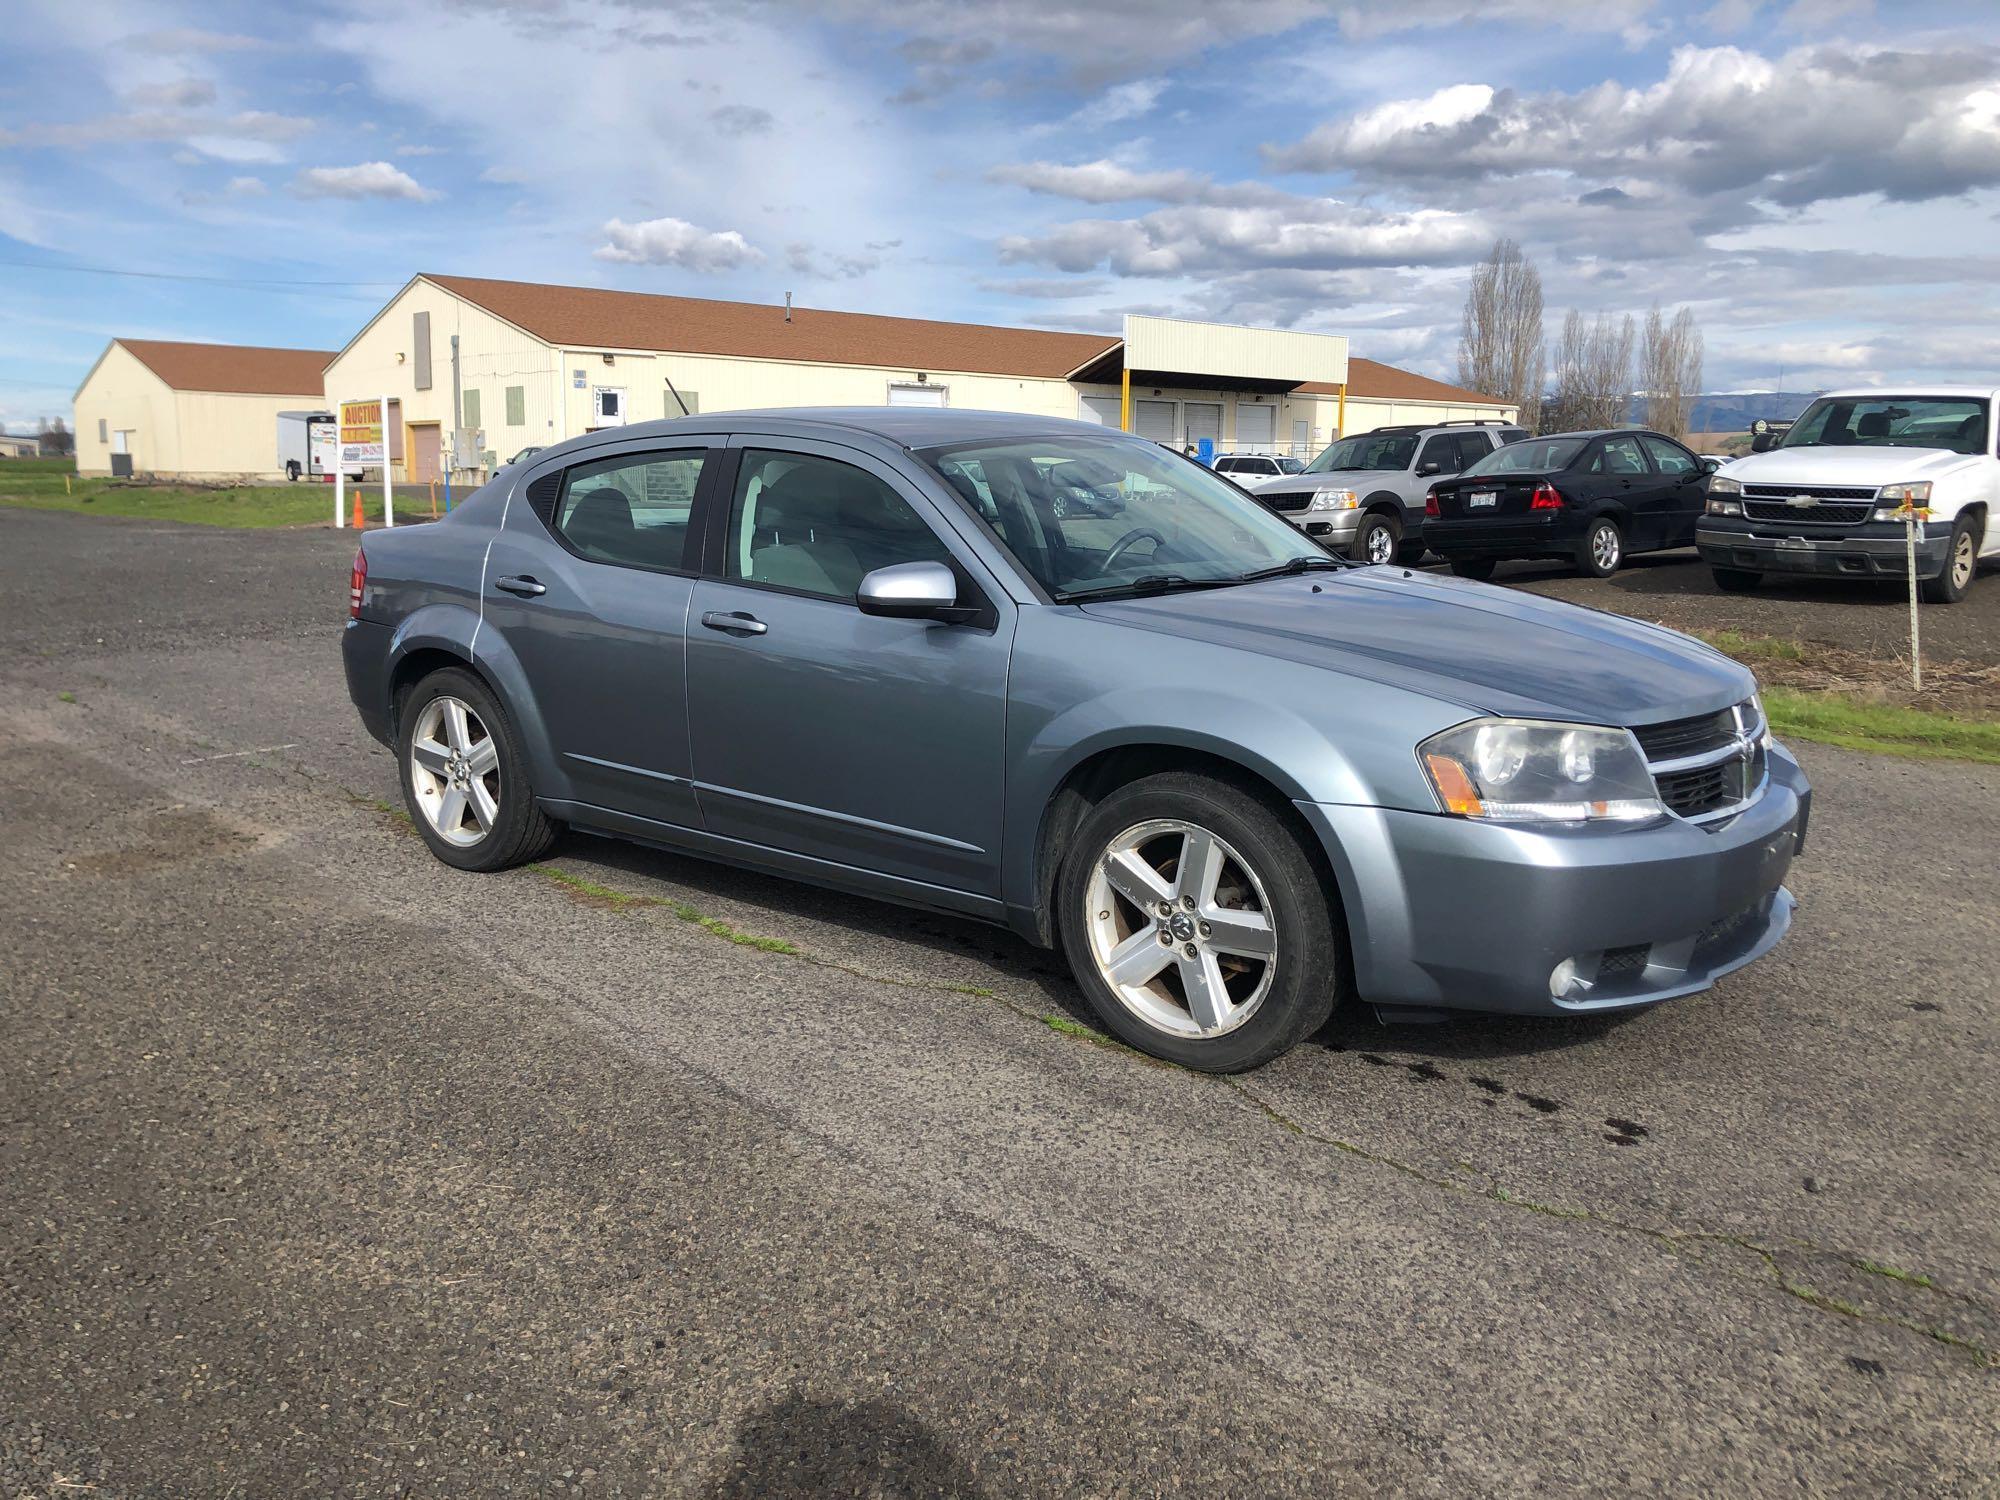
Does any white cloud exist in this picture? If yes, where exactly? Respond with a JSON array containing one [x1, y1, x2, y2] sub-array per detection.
[[595, 216, 765, 271], [989, 159, 1206, 203], [225, 175, 268, 197], [0, 108, 313, 154], [122, 78, 219, 110], [292, 161, 439, 202]]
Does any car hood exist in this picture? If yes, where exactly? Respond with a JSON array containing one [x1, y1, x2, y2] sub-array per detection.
[[1723, 445, 1978, 487], [1079, 568, 1753, 726], [1256, 468, 1399, 496]]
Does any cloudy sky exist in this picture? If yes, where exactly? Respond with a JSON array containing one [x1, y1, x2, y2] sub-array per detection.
[[4, 0, 1999, 429]]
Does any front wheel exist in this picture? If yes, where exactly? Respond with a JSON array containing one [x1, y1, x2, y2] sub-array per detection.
[[1057, 771, 1343, 1072], [1919, 515, 1979, 604], [1578, 517, 1624, 578], [285, 460, 301, 482], [398, 666, 557, 872], [1349, 511, 1402, 566], [1711, 566, 1761, 593]]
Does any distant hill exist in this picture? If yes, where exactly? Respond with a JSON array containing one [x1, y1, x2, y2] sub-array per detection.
[[1618, 391, 1819, 433]]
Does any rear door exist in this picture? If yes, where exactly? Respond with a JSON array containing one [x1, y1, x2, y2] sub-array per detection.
[[1638, 435, 1708, 547]]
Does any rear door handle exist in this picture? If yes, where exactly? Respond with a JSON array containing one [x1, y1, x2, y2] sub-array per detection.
[[702, 610, 768, 636], [494, 575, 546, 597]]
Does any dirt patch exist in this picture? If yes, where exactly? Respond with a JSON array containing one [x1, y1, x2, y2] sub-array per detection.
[[1669, 629, 2000, 719], [65, 808, 256, 876]]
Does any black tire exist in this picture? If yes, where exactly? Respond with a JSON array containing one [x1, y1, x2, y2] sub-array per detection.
[[1447, 557, 1497, 581], [1578, 517, 1624, 578], [1711, 566, 1762, 593], [285, 460, 301, 482], [1348, 510, 1402, 566], [1056, 770, 1344, 1072], [1919, 514, 1979, 605], [397, 666, 557, 872]]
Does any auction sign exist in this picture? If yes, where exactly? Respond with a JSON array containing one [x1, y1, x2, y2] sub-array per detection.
[[339, 398, 386, 467]]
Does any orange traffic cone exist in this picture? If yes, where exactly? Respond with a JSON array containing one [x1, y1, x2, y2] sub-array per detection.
[[350, 487, 366, 530]]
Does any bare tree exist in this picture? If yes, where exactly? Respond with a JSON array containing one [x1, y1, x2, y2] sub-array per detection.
[[1545, 309, 1635, 432], [1457, 238, 1545, 430], [1640, 304, 1704, 441]]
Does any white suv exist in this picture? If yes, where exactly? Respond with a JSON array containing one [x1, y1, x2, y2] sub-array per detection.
[[1213, 453, 1305, 483], [1698, 388, 1996, 602]]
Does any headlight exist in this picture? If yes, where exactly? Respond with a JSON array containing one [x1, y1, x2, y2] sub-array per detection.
[[1419, 719, 1664, 824], [1308, 487, 1359, 512], [1705, 475, 1742, 516], [1874, 480, 1932, 520]]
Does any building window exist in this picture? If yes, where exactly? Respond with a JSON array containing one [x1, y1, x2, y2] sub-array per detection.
[[412, 311, 432, 391], [505, 386, 525, 426], [887, 382, 947, 408], [463, 389, 481, 432], [593, 387, 626, 426]]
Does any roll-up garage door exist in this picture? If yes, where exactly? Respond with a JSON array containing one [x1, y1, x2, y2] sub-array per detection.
[[1078, 395, 1122, 426], [888, 384, 948, 407], [1134, 400, 1177, 443], [1184, 402, 1222, 448], [1235, 403, 1275, 451]]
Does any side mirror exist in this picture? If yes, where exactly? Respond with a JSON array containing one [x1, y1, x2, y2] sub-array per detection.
[[1418, 461, 1441, 476], [1701, 457, 1721, 473], [856, 560, 970, 622], [1750, 432, 1775, 453]]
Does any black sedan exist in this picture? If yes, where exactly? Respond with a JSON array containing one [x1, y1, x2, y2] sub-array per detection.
[[1423, 428, 1716, 579]]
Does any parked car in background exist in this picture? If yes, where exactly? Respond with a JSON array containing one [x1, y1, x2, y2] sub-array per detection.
[[1424, 429, 1715, 579], [1699, 388, 1996, 603], [1254, 420, 1528, 564], [505, 446, 546, 467], [344, 408, 1806, 1072], [1213, 453, 1305, 483]]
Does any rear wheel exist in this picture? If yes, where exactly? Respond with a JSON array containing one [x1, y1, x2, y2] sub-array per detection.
[[1349, 511, 1402, 566], [1919, 515, 1979, 604], [1058, 771, 1343, 1072], [1578, 517, 1624, 578], [285, 460, 301, 482], [398, 667, 556, 872], [1711, 566, 1762, 593], [1447, 557, 1497, 581]]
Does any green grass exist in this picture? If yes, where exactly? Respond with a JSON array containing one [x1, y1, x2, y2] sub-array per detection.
[[57, 690, 76, 704], [0, 459, 417, 528], [1855, 1258, 1936, 1289], [1763, 688, 2000, 764], [1694, 628, 1807, 663]]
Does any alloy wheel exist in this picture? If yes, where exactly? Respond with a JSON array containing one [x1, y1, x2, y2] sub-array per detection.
[[1592, 523, 1621, 571], [1083, 818, 1278, 1039], [408, 695, 500, 847], [1365, 522, 1396, 565]]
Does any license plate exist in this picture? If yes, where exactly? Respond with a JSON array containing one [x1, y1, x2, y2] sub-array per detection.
[[1468, 491, 1497, 509]]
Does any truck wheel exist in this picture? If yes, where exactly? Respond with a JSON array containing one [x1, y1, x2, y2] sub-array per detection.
[[1447, 558, 1496, 581], [1919, 516, 1979, 604], [1711, 567, 1761, 593], [285, 460, 301, 482], [1058, 771, 1343, 1072], [1578, 517, 1624, 578], [1349, 511, 1402, 565]]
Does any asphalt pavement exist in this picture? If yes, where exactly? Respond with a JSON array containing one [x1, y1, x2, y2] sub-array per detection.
[[2, 508, 1995, 1497]]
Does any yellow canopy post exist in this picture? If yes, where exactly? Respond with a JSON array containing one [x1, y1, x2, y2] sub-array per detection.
[[1121, 368, 1131, 432], [1336, 381, 1347, 439]]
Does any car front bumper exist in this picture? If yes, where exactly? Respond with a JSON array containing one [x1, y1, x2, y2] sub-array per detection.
[[1276, 507, 1363, 544], [1697, 518, 1951, 578], [1298, 745, 1810, 1018]]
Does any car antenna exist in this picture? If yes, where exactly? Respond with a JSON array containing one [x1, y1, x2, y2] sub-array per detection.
[[665, 373, 690, 417]]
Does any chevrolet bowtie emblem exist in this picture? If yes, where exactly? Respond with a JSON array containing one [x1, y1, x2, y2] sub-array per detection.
[[1784, 494, 1817, 508]]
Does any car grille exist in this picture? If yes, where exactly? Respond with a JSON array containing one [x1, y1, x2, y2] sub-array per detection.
[[1740, 483, 1877, 527], [1632, 699, 1766, 824], [1261, 491, 1313, 513]]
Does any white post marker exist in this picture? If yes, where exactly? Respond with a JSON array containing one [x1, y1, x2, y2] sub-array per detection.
[[381, 392, 395, 529], [1901, 497, 1925, 691], [334, 449, 345, 529]]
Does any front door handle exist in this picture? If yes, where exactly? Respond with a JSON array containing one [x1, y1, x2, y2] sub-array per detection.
[[494, 575, 546, 597], [702, 610, 768, 636]]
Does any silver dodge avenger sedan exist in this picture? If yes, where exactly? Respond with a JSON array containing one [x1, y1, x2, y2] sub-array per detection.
[[344, 409, 1809, 1071]]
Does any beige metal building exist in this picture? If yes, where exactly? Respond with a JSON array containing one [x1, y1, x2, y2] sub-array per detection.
[[323, 275, 1515, 482], [72, 340, 335, 481], [0, 433, 41, 459]]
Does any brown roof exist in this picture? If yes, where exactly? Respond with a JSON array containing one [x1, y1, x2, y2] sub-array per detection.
[[427, 274, 1121, 380], [1302, 358, 1506, 407], [118, 339, 333, 396]]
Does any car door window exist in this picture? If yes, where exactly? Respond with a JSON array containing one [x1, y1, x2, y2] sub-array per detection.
[[1590, 436, 1648, 475], [553, 449, 704, 570], [1639, 435, 1699, 478], [727, 449, 955, 602], [1453, 433, 1493, 469], [1417, 435, 1460, 475]]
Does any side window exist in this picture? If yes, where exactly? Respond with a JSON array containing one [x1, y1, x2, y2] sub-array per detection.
[[1591, 436, 1648, 475], [1640, 435, 1698, 477], [1453, 433, 1493, 468], [553, 449, 703, 571], [1417, 435, 1460, 474], [727, 449, 954, 602]]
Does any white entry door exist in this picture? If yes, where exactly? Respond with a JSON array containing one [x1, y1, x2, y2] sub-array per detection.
[[1236, 403, 1276, 451]]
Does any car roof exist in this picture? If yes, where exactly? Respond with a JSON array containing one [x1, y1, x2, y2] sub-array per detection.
[[595, 406, 1112, 449], [1815, 386, 1999, 400]]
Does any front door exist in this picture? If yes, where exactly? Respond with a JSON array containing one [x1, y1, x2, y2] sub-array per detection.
[[410, 424, 443, 483], [1638, 435, 1708, 547], [481, 442, 714, 828], [685, 439, 1011, 896], [1589, 433, 1674, 548]]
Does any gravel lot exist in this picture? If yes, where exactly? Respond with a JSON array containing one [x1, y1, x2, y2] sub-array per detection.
[[3, 508, 1996, 1498]]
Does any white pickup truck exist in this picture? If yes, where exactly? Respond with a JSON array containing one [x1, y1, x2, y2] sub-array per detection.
[[1698, 387, 1996, 602]]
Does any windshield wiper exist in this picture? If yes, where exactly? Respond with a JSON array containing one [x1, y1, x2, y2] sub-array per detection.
[[1053, 573, 1223, 603], [1237, 554, 1345, 582]]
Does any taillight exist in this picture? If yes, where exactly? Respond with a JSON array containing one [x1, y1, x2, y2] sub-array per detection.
[[1529, 482, 1564, 510], [1424, 488, 1441, 518], [349, 547, 366, 619]]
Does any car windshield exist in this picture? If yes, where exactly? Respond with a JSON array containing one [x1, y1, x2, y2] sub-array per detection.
[[1274, 456, 1305, 473], [1778, 397, 1989, 456], [1462, 437, 1588, 476], [921, 434, 1326, 599], [1303, 432, 1417, 473]]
